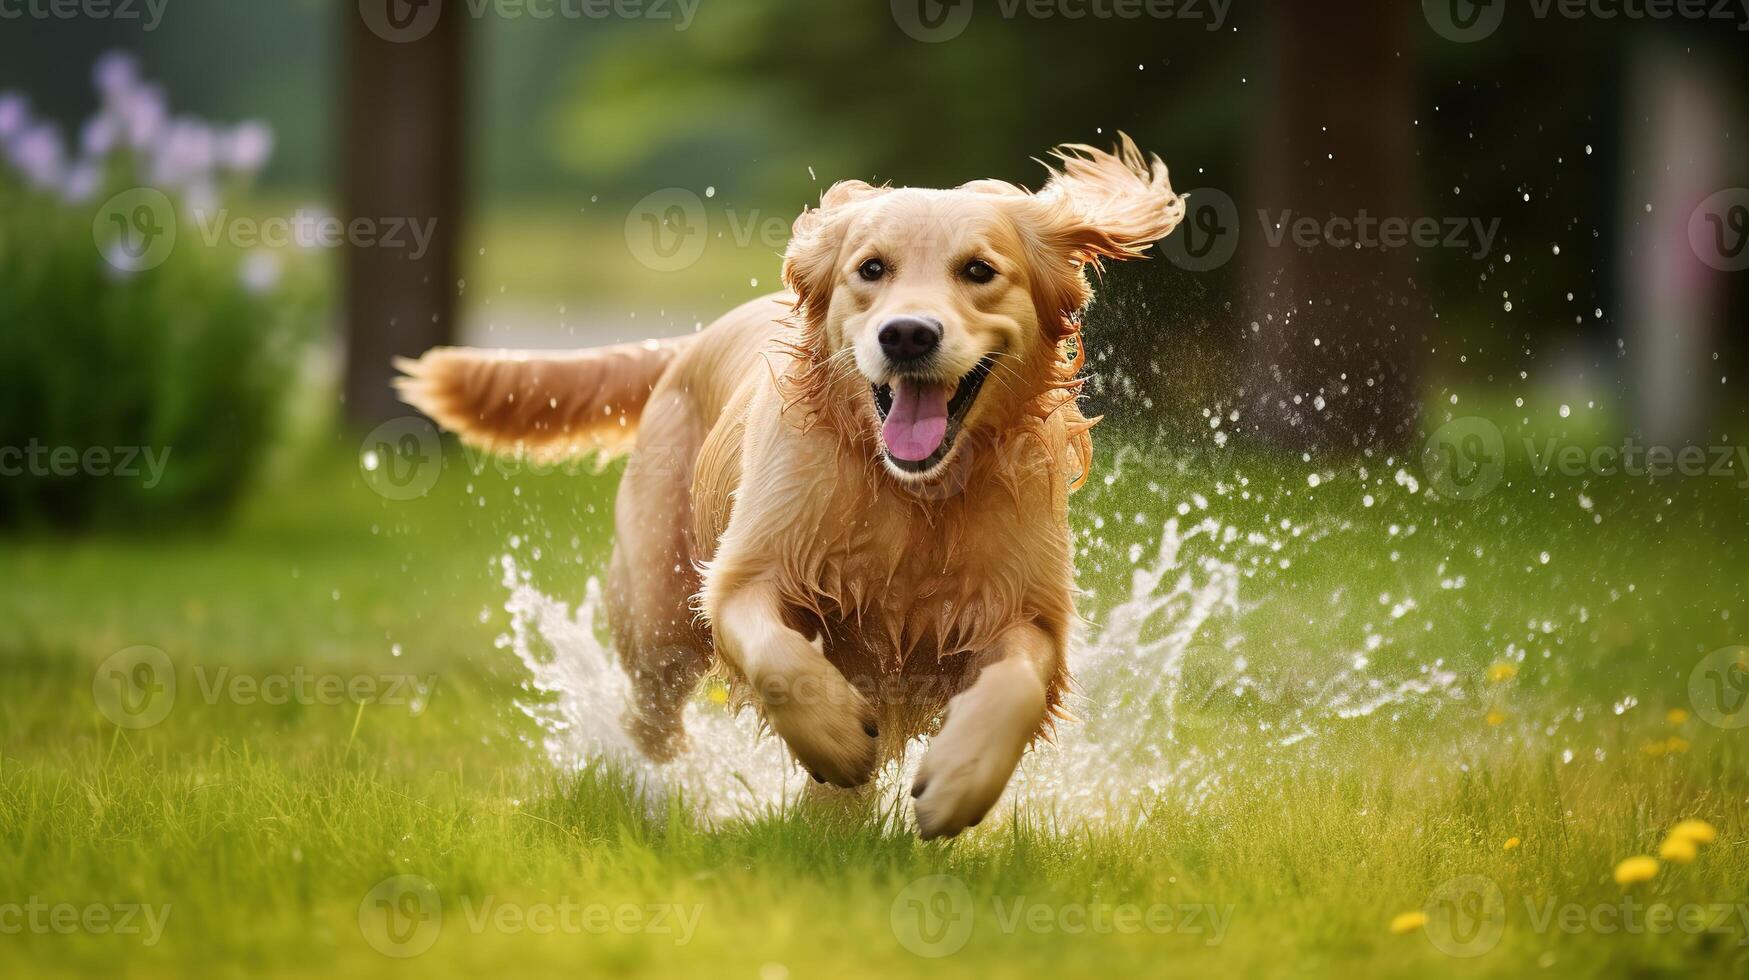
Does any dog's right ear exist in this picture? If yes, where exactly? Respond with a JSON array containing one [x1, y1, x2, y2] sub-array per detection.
[[782, 179, 885, 327]]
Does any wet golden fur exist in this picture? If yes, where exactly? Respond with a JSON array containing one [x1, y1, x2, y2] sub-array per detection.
[[396, 136, 1184, 837]]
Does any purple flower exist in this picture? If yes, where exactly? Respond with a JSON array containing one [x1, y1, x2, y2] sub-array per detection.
[[93, 52, 141, 101], [239, 251, 282, 295], [150, 118, 216, 186], [222, 121, 274, 174], [81, 115, 120, 157], [120, 84, 167, 149], [101, 240, 143, 280], [0, 93, 27, 142], [60, 161, 102, 203], [181, 180, 217, 218], [9, 123, 65, 189]]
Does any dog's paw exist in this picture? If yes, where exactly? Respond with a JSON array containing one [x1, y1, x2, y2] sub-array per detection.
[[753, 634, 879, 788], [621, 706, 688, 764], [909, 655, 1046, 840], [910, 732, 1012, 840]]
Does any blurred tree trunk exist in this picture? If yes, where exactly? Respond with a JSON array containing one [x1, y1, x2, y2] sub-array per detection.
[[340, 7, 467, 427], [1242, 0, 1424, 451], [1620, 39, 1737, 446]]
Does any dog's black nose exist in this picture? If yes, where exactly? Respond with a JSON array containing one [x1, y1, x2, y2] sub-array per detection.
[[877, 315, 942, 364]]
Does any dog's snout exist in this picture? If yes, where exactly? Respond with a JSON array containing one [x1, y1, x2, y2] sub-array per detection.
[[876, 315, 943, 364]]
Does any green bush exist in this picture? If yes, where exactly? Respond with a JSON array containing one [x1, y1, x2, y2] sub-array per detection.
[[0, 54, 317, 530]]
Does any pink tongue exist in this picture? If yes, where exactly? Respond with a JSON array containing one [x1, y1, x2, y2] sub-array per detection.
[[881, 378, 950, 462]]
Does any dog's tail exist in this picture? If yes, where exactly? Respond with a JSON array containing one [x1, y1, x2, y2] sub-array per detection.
[[393, 335, 695, 461]]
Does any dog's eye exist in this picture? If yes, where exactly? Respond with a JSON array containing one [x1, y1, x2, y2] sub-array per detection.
[[858, 258, 887, 282], [962, 259, 997, 284]]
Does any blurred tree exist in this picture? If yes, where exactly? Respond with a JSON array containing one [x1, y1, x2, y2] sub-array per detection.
[[1240, 0, 1425, 451], [341, 4, 467, 426]]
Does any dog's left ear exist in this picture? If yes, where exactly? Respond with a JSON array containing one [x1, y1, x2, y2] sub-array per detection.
[[1033, 133, 1186, 264], [1021, 134, 1185, 331]]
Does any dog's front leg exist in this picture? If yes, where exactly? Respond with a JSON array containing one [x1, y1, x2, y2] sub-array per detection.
[[710, 581, 879, 787], [912, 621, 1057, 840]]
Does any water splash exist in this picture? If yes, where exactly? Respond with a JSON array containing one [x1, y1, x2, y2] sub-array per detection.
[[499, 557, 807, 819], [499, 508, 1461, 827]]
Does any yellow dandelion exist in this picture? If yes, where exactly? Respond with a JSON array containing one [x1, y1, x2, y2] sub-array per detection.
[[1668, 819, 1717, 845], [1487, 663, 1518, 683], [1643, 736, 1691, 757], [1657, 836, 1697, 864], [1486, 710, 1507, 726], [1390, 911, 1428, 934], [1503, 837, 1521, 851], [1666, 708, 1690, 725], [1613, 855, 1660, 885]]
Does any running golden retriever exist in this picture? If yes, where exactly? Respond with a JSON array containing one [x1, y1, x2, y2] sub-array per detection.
[[396, 136, 1184, 838]]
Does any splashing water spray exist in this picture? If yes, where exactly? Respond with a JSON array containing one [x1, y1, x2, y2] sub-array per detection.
[[500, 491, 1463, 828]]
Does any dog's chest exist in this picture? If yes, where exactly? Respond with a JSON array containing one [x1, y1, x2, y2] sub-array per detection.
[[799, 490, 1065, 666]]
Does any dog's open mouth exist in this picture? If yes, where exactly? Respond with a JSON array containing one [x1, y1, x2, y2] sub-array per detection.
[[871, 357, 994, 475]]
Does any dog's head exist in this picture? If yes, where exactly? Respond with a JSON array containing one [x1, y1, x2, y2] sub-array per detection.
[[782, 135, 1185, 483]]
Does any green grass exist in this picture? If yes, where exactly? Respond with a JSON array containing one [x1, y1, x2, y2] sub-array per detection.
[[2, 419, 1747, 978]]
